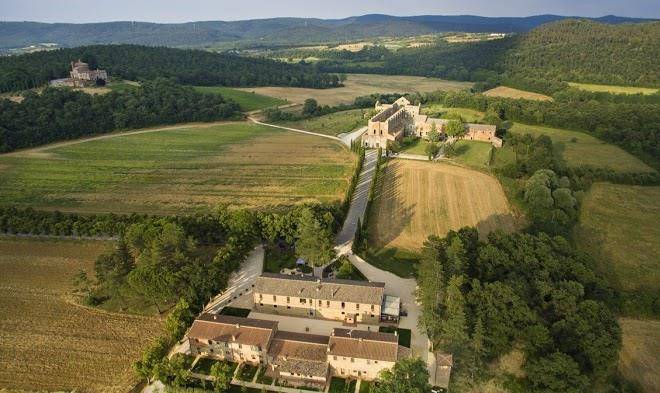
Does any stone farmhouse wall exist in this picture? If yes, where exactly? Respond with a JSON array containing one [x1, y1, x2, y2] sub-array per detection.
[[189, 336, 270, 365], [327, 354, 394, 381]]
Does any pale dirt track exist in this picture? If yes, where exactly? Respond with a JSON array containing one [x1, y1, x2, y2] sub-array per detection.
[[370, 160, 517, 250]]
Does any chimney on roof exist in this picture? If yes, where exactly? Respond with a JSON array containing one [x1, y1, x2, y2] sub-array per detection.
[[395, 330, 398, 336], [235, 323, 240, 328], [316, 279, 321, 284], [348, 330, 352, 337], [359, 338, 363, 342], [232, 334, 237, 341], [213, 315, 217, 320]]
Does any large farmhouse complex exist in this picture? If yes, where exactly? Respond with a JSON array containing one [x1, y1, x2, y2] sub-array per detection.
[[253, 273, 396, 324], [49, 59, 108, 87], [361, 96, 502, 148]]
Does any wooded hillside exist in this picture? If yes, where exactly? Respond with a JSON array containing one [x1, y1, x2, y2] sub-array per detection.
[[0, 44, 341, 92]]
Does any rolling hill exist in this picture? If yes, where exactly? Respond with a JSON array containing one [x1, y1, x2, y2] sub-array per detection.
[[0, 14, 654, 49]]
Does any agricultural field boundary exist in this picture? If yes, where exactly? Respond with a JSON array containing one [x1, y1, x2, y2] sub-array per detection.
[[248, 117, 346, 145]]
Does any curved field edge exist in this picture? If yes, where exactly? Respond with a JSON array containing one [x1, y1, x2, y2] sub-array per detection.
[[0, 122, 357, 214], [0, 237, 164, 393]]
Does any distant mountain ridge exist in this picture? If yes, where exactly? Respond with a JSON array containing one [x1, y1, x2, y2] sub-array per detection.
[[0, 14, 656, 49]]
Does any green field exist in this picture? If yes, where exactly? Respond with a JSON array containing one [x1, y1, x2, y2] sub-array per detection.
[[193, 86, 287, 111], [509, 123, 655, 173], [576, 183, 660, 294], [400, 138, 432, 155], [0, 122, 356, 214], [421, 104, 485, 123], [278, 109, 369, 136], [450, 140, 493, 169], [568, 82, 659, 95]]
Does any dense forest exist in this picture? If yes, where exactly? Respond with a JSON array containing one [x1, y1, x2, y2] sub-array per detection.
[[317, 20, 660, 89], [417, 229, 625, 392], [0, 78, 240, 152], [0, 44, 342, 92]]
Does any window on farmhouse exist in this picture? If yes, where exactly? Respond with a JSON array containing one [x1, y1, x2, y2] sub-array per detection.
[[341, 302, 345, 309], [327, 301, 330, 307], [356, 304, 360, 310], [273, 295, 277, 301], [286, 296, 290, 303], [319, 300, 322, 306], [371, 305, 375, 311], [300, 298, 306, 304]]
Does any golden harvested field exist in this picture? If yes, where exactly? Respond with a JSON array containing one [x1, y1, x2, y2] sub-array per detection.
[[368, 160, 517, 251], [618, 318, 660, 392], [568, 82, 659, 95], [0, 237, 163, 393], [483, 86, 553, 101], [0, 122, 356, 214], [237, 73, 472, 106], [576, 183, 660, 293]]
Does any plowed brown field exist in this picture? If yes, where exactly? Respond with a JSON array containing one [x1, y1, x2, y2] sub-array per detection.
[[369, 160, 517, 250], [0, 238, 163, 393]]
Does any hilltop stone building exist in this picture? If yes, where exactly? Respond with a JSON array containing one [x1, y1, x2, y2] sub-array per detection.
[[49, 59, 108, 87], [253, 273, 396, 324], [187, 314, 408, 386], [361, 96, 502, 149]]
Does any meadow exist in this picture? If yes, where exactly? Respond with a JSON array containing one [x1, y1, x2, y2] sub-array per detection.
[[575, 183, 660, 294], [277, 108, 370, 136], [449, 140, 493, 169], [618, 318, 660, 393], [368, 160, 517, 253], [0, 122, 356, 214], [483, 86, 553, 101], [508, 123, 655, 173], [568, 82, 659, 95], [420, 104, 485, 123], [237, 73, 472, 106], [193, 86, 287, 111], [0, 237, 163, 393]]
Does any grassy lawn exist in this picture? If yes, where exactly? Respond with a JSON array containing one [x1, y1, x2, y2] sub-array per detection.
[[193, 86, 287, 111], [264, 244, 312, 274], [359, 380, 373, 393], [219, 307, 251, 318], [367, 160, 517, 254], [237, 364, 259, 382], [255, 366, 274, 385], [421, 104, 484, 123], [575, 183, 660, 295], [191, 358, 238, 376], [379, 326, 412, 348], [509, 123, 655, 173], [278, 109, 369, 136], [330, 257, 368, 281], [0, 237, 163, 392], [450, 140, 493, 169], [363, 247, 420, 278], [400, 138, 433, 156], [0, 122, 356, 214], [329, 377, 357, 393], [568, 82, 659, 95]]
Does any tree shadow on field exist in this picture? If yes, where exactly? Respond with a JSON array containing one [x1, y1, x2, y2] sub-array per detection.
[[475, 213, 519, 241], [371, 162, 414, 247]]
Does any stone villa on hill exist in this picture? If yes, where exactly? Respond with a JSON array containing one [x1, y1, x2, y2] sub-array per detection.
[[188, 314, 408, 386], [361, 96, 502, 149], [253, 273, 400, 324], [49, 59, 108, 87]]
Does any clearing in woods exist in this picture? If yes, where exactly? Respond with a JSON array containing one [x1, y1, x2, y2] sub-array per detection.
[[508, 123, 655, 173], [483, 86, 553, 101], [192, 86, 287, 111], [618, 318, 660, 393], [236, 73, 472, 106], [567, 82, 659, 95], [0, 237, 163, 393], [575, 183, 660, 294], [0, 122, 356, 214], [368, 160, 517, 252]]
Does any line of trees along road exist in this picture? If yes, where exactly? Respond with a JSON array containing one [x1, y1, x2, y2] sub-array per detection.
[[0, 44, 342, 92], [0, 78, 240, 153]]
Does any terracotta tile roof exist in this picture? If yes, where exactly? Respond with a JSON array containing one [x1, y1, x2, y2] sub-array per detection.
[[188, 314, 277, 348], [269, 331, 330, 378], [467, 123, 496, 132], [328, 328, 398, 362], [255, 273, 385, 305], [433, 352, 454, 388]]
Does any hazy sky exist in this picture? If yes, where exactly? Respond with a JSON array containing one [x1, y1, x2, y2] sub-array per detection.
[[1, 0, 658, 23]]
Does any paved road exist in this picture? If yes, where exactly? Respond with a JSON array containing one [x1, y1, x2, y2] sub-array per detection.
[[248, 117, 344, 144], [204, 245, 264, 314], [335, 149, 378, 249]]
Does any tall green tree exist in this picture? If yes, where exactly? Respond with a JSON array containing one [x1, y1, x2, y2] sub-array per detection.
[[440, 275, 469, 352], [295, 208, 335, 268], [210, 361, 233, 392], [373, 357, 431, 393]]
